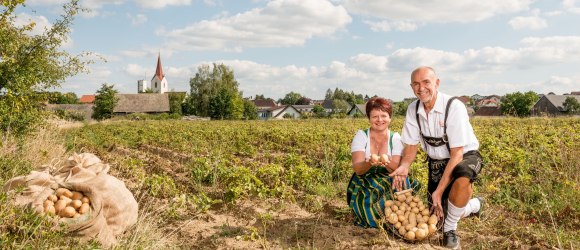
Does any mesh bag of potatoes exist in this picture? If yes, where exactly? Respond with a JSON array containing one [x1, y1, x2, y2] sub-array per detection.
[[3, 153, 138, 247], [381, 189, 441, 242]]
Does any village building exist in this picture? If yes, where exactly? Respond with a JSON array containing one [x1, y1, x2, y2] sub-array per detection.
[[257, 105, 302, 120], [79, 95, 95, 104], [138, 53, 168, 94], [113, 94, 170, 115], [348, 103, 366, 117], [531, 94, 580, 116], [474, 106, 502, 116]]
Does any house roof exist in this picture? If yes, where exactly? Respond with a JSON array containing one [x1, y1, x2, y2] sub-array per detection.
[[113, 93, 170, 113], [457, 96, 470, 104], [348, 103, 366, 116], [253, 99, 277, 108], [570, 91, 580, 95], [293, 105, 314, 109], [543, 95, 580, 111], [79, 95, 95, 104], [474, 106, 502, 116], [273, 105, 300, 118]]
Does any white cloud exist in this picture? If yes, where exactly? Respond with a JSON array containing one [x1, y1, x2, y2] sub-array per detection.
[[164, 0, 352, 52], [14, 13, 75, 48], [563, 0, 580, 14], [343, 0, 532, 23], [347, 54, 388, 73], [509, 16, 547, 30], [134, 0, 192, 9], [128, 13, 147, 25], [14, 13, 52, 36], [365, 20, 418, 32]]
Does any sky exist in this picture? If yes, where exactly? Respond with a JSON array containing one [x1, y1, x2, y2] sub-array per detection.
[[13, 0, 580, 101]]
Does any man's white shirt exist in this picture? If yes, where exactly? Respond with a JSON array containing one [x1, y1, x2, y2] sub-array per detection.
[[401, 92, 479, 160]]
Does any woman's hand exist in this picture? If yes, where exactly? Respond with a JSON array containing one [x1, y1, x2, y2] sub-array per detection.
[[430, 189, 444, 218], [388, 166, 409, 191]]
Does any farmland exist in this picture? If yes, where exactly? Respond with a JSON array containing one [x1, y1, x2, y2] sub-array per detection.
[[1, 117, 579, 249]]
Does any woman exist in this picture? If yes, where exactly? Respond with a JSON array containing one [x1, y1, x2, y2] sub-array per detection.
[[346, 97, 417, 228]]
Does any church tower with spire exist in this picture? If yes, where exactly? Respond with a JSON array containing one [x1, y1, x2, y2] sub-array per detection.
[[150, 53, 168, 93]]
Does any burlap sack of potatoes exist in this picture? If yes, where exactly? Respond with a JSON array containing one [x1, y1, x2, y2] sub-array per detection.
[[2, 153, 138, 247]]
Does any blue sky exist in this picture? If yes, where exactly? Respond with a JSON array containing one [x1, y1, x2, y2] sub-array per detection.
[[14, 0, 580, 101]]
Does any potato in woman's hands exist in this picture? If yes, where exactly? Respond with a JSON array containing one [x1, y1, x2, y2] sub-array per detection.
[[380, 154, 390, 164], [370, 154, 380, 164]]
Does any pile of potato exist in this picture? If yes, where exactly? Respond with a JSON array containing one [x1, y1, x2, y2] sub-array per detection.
[[384, 190, 439, 241], [43, 188, 90, 218]]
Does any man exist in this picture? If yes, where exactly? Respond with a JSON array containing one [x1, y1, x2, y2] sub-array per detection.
[[390, 66, 484, 249]]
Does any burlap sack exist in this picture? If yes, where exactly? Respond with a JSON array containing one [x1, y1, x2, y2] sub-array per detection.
[[2, 153, 138, 247]]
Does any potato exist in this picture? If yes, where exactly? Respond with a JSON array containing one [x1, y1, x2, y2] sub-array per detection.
[[398, 227, 407, 236], [423, 215, 429, 223], [396, 210, 404, 216], [43, 200, 54, 208], [397, 195, 406, 202], [408, 213, 416, 226], [428, 214, 438, 225], [428, 224, 437, 234], [421, 209, 430, 216], [78, 203, 90, 214], [54, 200, 67, 213], [416, 214, 424, 223], [59, 196, 72, 205], [412, 197, 420, 203], [379, 154, 389, 163], [405, 191, 412, 197], [73, 213, 81, 218], [385, 207, 392, 216], [385, 200, 394, 207], [404, 231, 415, 240], [410, 202, 417, 208], [411, 207, 420, 214], [415, 229, 427, 240], [59, 206, 76, 218], [370, 154, 380, 162], [418, 222, 428, 231], [48, 194, 58, 202], [394, 222, 402, 229], [418, 204, 425, 211], [404, 223, 414, 231], [417, 200, 424, 207], [81, 197, 90, 204], [71, 191, 83, 200], [391, 205, 399, 212], [45, 205, 55, 215], [395, 201, 402, 207], [56, 188, 73, 198], [398, 215, 406, 223], [405, 196, 413, 204], [71, 200, 82, 210], [399, 205, 406, 212]]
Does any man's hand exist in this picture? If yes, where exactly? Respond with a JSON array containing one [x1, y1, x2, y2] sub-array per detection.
[[389, 166, 409, 191], [431, 189, 444, 218]]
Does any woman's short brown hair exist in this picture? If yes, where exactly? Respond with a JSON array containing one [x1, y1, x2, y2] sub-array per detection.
[[365, 97, 393, 119]]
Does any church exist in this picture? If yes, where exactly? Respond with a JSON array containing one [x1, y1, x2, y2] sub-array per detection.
[[138, 53, 168, 94]]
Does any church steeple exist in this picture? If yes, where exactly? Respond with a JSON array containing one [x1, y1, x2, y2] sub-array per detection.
[[150, 52, 168, 94], [154, 53, 164, 81]]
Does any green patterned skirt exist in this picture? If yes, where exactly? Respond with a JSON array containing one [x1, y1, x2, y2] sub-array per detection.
[[346, 166, 420, 228]]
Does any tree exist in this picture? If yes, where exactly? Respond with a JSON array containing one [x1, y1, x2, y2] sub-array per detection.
[[312, 104, 327, 117], [296, 96, 312, 105], [243, 99, 258, 120], [332, 99, 350, 114], [46, 91, 78, 104], [500, 91, 539, 117], [168, 92, 185, 115], [92, 84, 118, 121], [393, 100, 412, 116], [279, 91, 303, 105], [0, 0, 89, 137], [563, 96, 580, 114], [184, 63, 244, 119]]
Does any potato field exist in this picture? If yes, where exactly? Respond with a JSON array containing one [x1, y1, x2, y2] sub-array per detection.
[[1, 117, 578, 249]]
